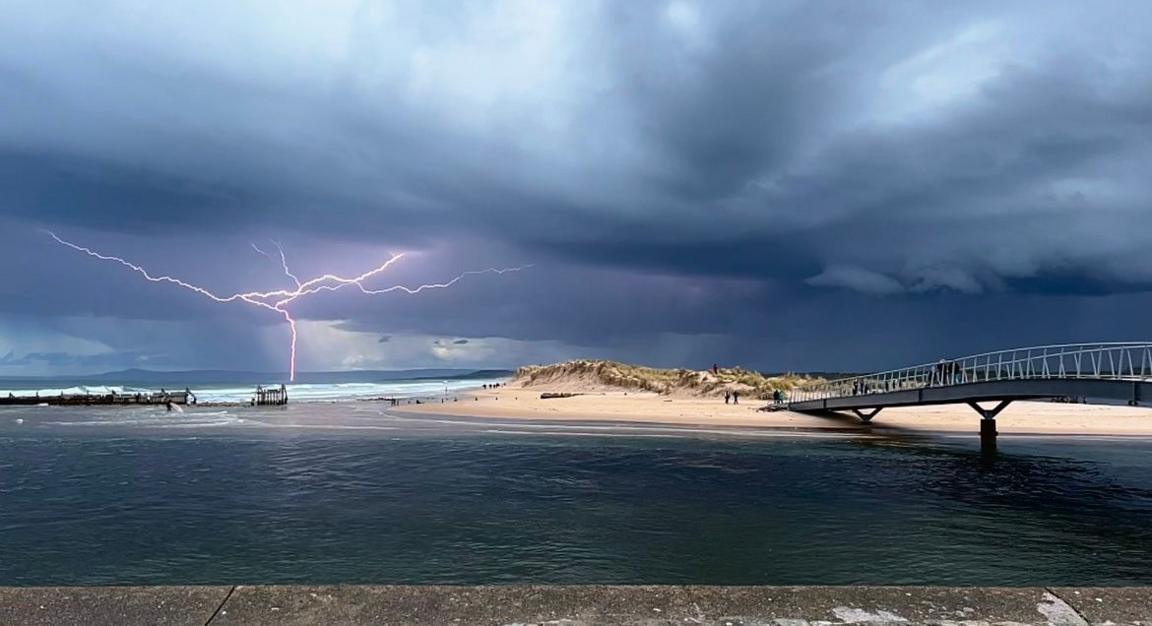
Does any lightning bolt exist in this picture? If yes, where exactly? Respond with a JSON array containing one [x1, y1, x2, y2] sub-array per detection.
[[251, 241, 302, 289], [47, 231, 530, 382]]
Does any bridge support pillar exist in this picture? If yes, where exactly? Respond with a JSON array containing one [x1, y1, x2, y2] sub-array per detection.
[[968, 401, 1010, 456], [979, 417, 998, 455], [851, 408, 882, 423]]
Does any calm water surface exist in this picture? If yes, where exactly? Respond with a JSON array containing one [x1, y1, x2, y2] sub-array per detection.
[[1, 403, 1150, 585]]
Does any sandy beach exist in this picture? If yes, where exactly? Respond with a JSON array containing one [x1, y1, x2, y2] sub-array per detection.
[[404, 386, 1152, 436]]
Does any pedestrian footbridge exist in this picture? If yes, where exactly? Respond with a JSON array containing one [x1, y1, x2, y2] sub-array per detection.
[[787, 343, 1152, 450]]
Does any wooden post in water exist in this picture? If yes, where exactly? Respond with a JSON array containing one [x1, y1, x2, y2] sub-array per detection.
[[252, 384, 288, 406]]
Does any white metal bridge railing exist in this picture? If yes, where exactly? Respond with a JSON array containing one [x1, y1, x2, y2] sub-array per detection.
[[790, 342, 1152, 403]]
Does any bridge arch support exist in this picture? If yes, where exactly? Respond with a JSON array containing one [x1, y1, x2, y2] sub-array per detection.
[[851, 407, 882, 423], [966, 400, 1012, 420]]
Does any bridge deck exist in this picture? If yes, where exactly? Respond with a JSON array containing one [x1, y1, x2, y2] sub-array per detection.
[[788, 378, 1152, 413]]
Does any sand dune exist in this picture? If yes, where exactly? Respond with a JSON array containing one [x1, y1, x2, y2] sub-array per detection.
[[513, 359, 820, 398]]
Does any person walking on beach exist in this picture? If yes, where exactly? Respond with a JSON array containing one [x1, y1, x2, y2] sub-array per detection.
[[724, 390, 731, 404], [732, 391, 739, 405]]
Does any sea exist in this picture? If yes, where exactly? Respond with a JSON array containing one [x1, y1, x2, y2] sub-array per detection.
[[1, 380, 1151, 586]]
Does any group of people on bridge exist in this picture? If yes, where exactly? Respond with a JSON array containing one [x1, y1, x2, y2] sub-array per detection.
[[932, 360, 966, 386], [848, 359, 969, 396]]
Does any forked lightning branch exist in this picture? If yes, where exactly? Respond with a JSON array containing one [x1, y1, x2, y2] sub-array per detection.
[[48, 231, 529, 381]]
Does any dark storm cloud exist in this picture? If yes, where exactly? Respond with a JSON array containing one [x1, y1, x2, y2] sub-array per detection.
[[2, 0, 1152, 372]]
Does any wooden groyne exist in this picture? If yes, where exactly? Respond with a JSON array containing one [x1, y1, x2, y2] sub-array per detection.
[[0, 389, 195, 407]]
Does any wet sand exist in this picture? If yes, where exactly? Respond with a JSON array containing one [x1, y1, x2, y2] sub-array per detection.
[[404, 387, 1152, 436]]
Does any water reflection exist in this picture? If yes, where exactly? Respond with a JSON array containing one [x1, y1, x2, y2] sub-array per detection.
[[1, 406, 1150, 586]]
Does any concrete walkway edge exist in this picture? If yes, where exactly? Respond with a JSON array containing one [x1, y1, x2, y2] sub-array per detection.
[[0, 585, 1147, 625]]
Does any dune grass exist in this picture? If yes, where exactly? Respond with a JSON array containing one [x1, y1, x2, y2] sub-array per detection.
[[515, 359, 825, 400]]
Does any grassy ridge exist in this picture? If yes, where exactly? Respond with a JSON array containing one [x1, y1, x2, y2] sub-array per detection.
[[514, 360, 826, 399]]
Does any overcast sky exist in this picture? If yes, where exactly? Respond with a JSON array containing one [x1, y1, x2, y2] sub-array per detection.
[[2, 0, 1152, 376]]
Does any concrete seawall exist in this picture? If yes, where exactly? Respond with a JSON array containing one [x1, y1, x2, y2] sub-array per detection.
[[0, 585, 1147, 625]]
